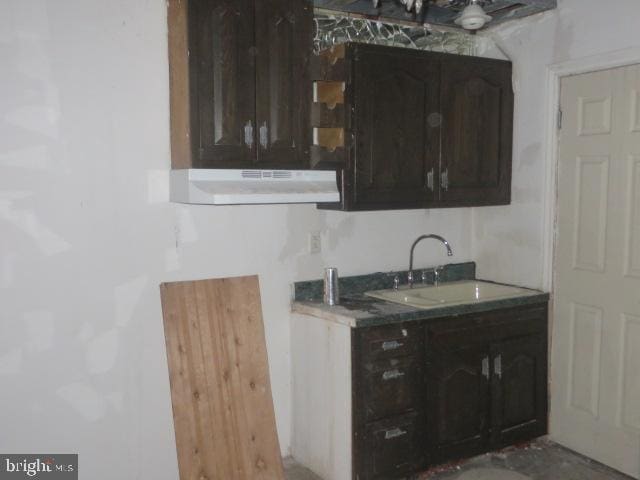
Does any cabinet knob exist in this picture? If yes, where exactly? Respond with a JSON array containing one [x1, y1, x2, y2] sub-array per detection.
[[244, 121, 254, 148], [427, 112, 442, 127], [260, 123, 268, 149], [441, 169, 449, 192], [482, 356, 489, 379], [494, 354, 502, 379]]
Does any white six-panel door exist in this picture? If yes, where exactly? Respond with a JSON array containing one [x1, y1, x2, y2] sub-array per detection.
[[553, 65, 640, 478]]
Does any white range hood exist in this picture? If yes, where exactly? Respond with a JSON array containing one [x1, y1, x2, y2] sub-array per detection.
[[170, 169, 340, 205]]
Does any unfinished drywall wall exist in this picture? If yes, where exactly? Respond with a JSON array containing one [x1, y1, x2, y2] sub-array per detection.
[[471, 0, 640, 289], [0, 1, 473, 478]]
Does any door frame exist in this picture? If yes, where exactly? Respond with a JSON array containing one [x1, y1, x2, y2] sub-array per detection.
[[542, 48, 640, 476], [541, 47, 640, 292]]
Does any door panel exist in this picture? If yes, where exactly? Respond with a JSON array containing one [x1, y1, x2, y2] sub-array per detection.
[[554, 65, 640, 478], [568, 302, 603, 416], [626, 156, 640, 277], [351, 46, 440, 210], [440, 57, 513, 205], [491, 334, 548, 448], [620, 314, 640, 432], [572, 156, 610, 272], [255, 0, 312, 167], [426, 340, 490, 463], [190, 0, 256, 167]]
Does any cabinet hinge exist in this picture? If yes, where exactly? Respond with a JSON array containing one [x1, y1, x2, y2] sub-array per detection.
[[557, 108, 563, 130]]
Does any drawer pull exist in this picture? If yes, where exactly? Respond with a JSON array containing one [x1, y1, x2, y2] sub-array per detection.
[[384, 427, 407, 440], [382, 369, 405, 381], [382, 340, 403, 351]]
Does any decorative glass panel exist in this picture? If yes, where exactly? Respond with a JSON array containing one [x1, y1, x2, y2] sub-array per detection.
[[314, 13, 476, 56]]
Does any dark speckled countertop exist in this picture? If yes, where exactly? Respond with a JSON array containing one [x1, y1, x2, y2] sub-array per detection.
[[291, 262, 550, 328]]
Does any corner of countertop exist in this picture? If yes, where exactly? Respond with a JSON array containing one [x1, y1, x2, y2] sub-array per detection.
[[291, 300, 360, 328]]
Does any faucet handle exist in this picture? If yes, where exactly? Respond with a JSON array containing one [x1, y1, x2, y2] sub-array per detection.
[[393, 275, 400, 290], [407, 270, 414, 288], [434, 265, 444, 286], [421, 270, 428, 284]]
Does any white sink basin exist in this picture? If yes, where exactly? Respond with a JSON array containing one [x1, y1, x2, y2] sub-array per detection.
[[365, 280, 538, 310]]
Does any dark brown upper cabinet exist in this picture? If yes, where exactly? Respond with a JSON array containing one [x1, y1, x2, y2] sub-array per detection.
[[351, 47, 441, 210], [314, 43, 514, 211], [254, 1, 312, 167], [168, 0, 312, 170], [440, 56, 513, 206]]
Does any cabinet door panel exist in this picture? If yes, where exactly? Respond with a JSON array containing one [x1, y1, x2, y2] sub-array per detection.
[[190, 0, 256, 167], [491, 334, 548, 447], [351, 46, 440, 210], [426, 341, 490, 463], [255, 0, 312, 167], [440, 57, 513, 205]]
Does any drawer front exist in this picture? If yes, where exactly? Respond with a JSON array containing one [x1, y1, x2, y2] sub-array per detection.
[[364, 413, 424, 479], [426, 305, 547, 347], [363, 357, 423, 421], [360, 324, 421, 360]]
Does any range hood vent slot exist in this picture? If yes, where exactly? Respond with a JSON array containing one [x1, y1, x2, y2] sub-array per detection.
[[240, 170, 295, 180], [241, 170, 263, 179]]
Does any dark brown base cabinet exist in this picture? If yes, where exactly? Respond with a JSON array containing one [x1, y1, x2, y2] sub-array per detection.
[[292, 303, 548, 480], [314, 43, 514, 211]]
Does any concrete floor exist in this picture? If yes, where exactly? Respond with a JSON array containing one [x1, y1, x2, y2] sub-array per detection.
[[283, 457, 323, 480], [285, 439, 634, 480]]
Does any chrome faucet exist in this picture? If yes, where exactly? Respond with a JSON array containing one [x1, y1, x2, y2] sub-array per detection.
[[408, 234, 454, 288]]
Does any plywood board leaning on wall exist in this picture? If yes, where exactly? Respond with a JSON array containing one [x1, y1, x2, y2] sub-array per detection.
[[160, 276, 284, 480]]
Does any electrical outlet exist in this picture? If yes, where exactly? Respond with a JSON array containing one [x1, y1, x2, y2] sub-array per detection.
[[309, 232, 322, 254]]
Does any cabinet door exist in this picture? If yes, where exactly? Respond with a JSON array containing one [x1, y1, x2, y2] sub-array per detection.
[[426, 339, 491, 463], [440, 57, 513, 205], [491, 334, 548, 447], [255, 0, 313, 168], [350, 46, 440, 210], [189, 0, 256, 168]]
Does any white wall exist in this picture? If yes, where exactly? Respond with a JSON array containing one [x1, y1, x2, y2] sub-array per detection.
[[472, 0, 640, 289], [0, 1, 474, 478]]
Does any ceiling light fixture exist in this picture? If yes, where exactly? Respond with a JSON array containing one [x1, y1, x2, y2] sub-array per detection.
[[455, 0, 492, 31]]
